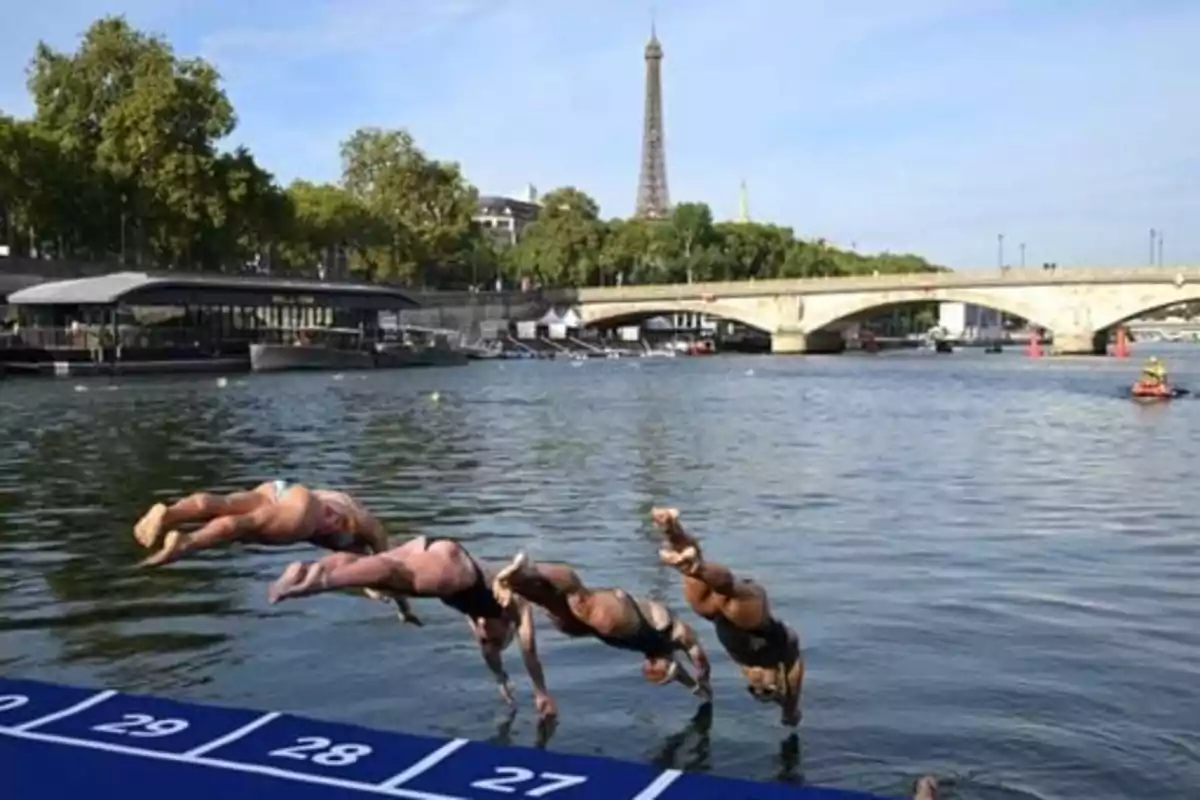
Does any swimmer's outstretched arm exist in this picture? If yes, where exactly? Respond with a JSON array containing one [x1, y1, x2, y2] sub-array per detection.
[[492, 552, 583, 608], [670, 619, 712, 701], [515, 599, 556, 718], [477, 630, 517, 706], [651, 508, 740, 594]]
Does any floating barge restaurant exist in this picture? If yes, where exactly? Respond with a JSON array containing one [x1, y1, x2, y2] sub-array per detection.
[[1, 271, 463, 377]]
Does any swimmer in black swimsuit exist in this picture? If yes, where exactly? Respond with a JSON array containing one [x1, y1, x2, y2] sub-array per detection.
[[491, 552, 713, 705], [652, 507, 804, 727], [267, 536, 556, 719]]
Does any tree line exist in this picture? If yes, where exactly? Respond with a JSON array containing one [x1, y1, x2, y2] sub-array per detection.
[[0, 16, 945, 290]]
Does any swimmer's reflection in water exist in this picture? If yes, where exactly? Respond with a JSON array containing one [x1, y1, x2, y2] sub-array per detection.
[[651, 701, 713, 773], [776, 732, 802, 784], [491, 707, 558, 750]]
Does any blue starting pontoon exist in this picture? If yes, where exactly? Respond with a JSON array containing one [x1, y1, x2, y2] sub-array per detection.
[[0, 676, 896, 799]]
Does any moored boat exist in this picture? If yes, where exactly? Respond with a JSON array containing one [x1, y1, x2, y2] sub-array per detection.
[[250, 325, 469, 373], [374, 326, 469, 368], [249, 327, 375, 373]]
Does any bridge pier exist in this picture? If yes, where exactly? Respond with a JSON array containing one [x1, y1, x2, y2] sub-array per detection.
[[770, 329, 845, 354], [1053, 330, 1107, 356]]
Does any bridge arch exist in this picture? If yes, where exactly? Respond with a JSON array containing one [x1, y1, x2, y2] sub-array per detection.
[[802, 288, 1054, 334], [1087, 285, 1200, 333], [579, 300, 775, 333]]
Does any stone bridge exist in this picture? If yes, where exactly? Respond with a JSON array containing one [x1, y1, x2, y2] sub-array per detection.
[[572, 267, 1200, 354]]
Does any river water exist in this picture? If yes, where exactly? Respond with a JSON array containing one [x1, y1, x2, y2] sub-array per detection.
[[2, 345, 1198, 800]]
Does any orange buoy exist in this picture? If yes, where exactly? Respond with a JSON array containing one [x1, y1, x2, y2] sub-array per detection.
[[1112, 326, 1130, 358]]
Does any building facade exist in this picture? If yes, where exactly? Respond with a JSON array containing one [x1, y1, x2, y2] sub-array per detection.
[[938, 302, 1004, 339], [474, 186, 541, 248]]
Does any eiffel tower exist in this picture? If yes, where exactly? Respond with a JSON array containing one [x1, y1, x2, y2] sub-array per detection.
[[634, 22, 670, 219]]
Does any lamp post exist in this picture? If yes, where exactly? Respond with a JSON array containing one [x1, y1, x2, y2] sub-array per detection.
[[1149, 228, 1157, 265], [997, 233, 1005, 268], [1019, 242, 1026, 268]]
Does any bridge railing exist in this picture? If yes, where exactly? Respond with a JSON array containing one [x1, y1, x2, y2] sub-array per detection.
[[575, 265, 1200, 301]]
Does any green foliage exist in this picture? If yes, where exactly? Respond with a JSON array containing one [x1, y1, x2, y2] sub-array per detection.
[[0, 15, 945, 287]]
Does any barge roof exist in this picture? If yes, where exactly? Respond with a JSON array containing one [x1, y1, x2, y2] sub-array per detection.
[[6, 271, 421, 310]]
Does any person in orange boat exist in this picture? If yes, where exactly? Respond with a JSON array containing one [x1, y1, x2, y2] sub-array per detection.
[[651, 507, 805, 727], [1139, 356, 1168, 387], [267, 536, 557, 719], [489, 551, 713, 703]]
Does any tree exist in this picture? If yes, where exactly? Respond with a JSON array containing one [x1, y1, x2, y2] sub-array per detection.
[[0, 15, 949, 286], [27, 15, 237, 267], [279, 180, 387, 278], [509, 186, 606, 287], [339, 127, 480, 286]]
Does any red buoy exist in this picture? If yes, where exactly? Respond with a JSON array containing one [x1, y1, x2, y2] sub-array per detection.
[[1112, 327, 1130, 358]]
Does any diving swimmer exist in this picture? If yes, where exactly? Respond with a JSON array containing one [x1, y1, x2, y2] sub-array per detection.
[[652, 507, 805, 726], [267, 536, 557, 719], [134, 481, 389, 565], [132, 481, 418, 621], [490, 552, 713, 703]]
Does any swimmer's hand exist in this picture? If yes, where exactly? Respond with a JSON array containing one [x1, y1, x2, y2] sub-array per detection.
[[492, 552, 529, 608], [659, 545, 701, 576], [392, 595, 423, 626], [497, 677, 517, 706], [534, 690, 557, 720]]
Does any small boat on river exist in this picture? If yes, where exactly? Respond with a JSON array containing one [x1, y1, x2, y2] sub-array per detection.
[[1130, 380, 1188, 401]]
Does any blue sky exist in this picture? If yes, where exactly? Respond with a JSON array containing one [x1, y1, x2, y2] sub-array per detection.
[[2, 0, 1197, 269]]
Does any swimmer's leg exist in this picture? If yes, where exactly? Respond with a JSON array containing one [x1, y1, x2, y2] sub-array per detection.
[[269, 553, 417, 604], [134, 487, 267, 548], [137, 504, 277, 568]]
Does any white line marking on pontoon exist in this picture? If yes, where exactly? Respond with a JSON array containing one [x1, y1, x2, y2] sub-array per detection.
[[631, 769, 683, 800], [184, 712, 282, 757], [376, 738, 469, 789], [11, 690, 117, 732], [0, 726, 463, 800]]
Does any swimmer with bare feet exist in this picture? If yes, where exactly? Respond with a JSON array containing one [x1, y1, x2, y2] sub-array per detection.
[[652, 507, 804, 726], [490, 552, 712, 703], [133, 481, 418, 623], [267, 536, 557, 719]]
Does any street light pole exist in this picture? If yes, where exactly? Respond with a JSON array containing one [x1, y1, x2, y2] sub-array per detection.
[[1157, 230, 1164, 266], [997, 233, 1005, 268], [1149, 228, 1157, 265], [1019, 242, 1026, 268]]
